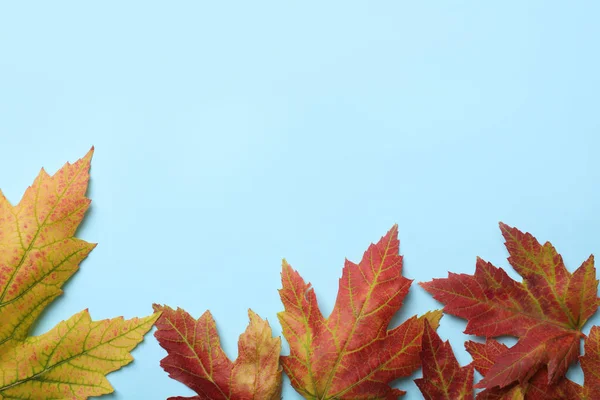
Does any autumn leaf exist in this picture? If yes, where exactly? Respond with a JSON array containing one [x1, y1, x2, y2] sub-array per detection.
[[415, 320, 473, 400], [465, 339, 581, 399], [421, 223, 600, 391], [579, 326, 600, 399], [0, 149, 159, 399], [462, 325, 600, 399], [153, 304, 282, 400], [278, 225, 443, 399]]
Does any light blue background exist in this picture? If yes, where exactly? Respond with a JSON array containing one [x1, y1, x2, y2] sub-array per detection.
[[1, 2, 599, 399]]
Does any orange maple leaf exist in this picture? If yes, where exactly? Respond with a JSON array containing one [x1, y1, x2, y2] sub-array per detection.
[[421, 223, 600, 391], [0, 149, 158, 399], [153, 305, 282, 400], [278, 225, 442, 399]]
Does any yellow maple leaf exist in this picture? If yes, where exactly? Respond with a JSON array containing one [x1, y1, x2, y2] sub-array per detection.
[[0, 149, 159, 399]]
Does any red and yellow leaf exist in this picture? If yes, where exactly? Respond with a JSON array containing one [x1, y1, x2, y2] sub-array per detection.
[[466, 339, 581, 399], [421, 223, 600, 390], [0, 149, 158, 399], [278, 225, 442, 399], [153, 305, 282, 400], [415, 320, 473, 400]]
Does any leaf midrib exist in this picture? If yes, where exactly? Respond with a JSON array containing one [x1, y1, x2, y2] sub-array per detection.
[[434, 283, 576, 334]]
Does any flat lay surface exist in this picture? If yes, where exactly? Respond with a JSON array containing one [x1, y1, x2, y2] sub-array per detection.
[[1, 2, 599, 398]]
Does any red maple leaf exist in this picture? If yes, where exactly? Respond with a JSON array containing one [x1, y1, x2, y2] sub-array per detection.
[[466, 339, 581, 399], [579, 326, 600, 399], [415, 320, 474, 399], [153, 305, 282, 400], [278, 225, 442, 399], [421, 223, 600, 390]]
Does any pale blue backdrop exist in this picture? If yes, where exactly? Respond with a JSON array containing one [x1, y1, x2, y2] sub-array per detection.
[[1, 2, 599, 399]]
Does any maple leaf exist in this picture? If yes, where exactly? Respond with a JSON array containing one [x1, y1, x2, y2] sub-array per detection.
[[578, 326, 600, 399], [465, 339, 581, 399], [421, 223, 599, 390], [421, 223, 600, 391], [278, 225, 443, 399], [153, 304, 282, 400], [415, 320, 473, 400], [0, 149, 159, 399]]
